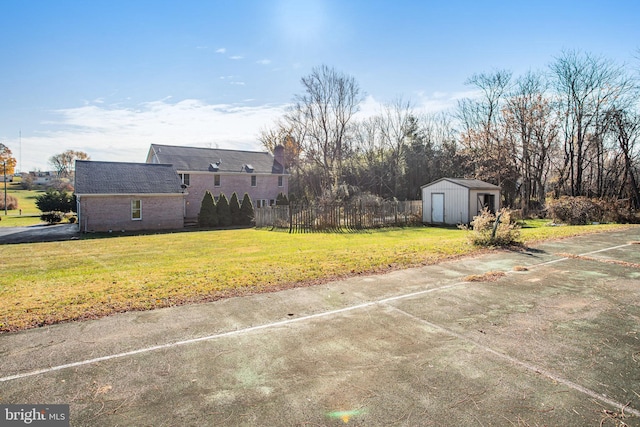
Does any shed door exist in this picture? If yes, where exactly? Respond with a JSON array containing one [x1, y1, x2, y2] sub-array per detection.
[[431, 193, 444, 223]]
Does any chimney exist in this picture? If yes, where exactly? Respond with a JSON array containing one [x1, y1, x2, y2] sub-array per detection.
[[273, 145, 285, 171]]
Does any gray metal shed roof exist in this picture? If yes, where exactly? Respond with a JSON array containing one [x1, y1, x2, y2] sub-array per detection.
[[421, 178, 501, 190], [146, 144, 284, 174], [74, 160, 183, 195]]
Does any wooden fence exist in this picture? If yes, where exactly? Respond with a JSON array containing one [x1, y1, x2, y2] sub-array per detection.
[[254, 200, 422, 232]]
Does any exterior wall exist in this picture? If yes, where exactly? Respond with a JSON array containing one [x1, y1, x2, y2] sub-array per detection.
[[421, 181, 469, 225], [469, 189, 501, 217], [182, 171, 288, 219], [78, 194, 184, 232]]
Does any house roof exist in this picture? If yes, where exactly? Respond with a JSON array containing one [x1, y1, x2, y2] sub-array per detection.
[[75, 160, 184, 195], [421, 178, 501, 190], [146, 144, 285, 174]]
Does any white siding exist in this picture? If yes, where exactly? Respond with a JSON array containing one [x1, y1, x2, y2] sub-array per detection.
[[422, 180, 469, 225]]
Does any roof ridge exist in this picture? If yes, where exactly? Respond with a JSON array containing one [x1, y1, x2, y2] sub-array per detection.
[[151, 143, 268, 155]]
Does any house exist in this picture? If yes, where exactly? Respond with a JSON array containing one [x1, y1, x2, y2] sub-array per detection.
[[146, 144, 288, 220], [74, 160, 186, 232], [421, 178, 501, 225], [29, 171, 59, 185]]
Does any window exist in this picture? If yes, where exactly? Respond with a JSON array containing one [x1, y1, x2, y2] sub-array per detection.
[[179, 173, 190, 186], [278, 176, 283, 187], [131, 200, 142, 220], [214, 174, 220, 186], [251, 175, 257, 187]]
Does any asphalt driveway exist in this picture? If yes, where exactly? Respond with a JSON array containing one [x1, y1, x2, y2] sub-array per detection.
[[1, 228, 639, 426], [0, 223, 80, 244]]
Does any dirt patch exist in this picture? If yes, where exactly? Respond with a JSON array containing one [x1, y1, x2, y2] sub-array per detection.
[[556, 252, 640, 269], [463, 271, 507, 282]]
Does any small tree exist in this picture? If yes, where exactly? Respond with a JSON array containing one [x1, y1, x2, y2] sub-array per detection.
[[217, 193, 232, 227], [276, 192, 289, 205], [463, 208, 521, 247], [229, 192, 241, 225], [35, 189, 75, 213], [198, 191, 218, 227], [240, 193, 255, 225]]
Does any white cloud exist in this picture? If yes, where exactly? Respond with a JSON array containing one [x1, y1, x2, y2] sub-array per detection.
[[230, 55, 244, 60], [215, 48, 226, 53], [256, 59, 271, 65], [16, 99, 287, 171]]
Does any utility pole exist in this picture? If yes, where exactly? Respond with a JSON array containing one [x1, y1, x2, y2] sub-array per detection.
[[3, 160, 7, 216]]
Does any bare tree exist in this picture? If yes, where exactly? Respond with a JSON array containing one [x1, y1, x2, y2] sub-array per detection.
[[503, 71, 559, 213], [550, 50, 633, 197], [49, 150, 90, 178], [457, 70, 518, 203], [287, 65, 362, 193], [606, 108, 640, 208]]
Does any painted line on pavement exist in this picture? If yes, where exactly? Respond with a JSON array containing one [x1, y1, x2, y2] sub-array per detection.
[[389, 305, 640, 418], [0, 240, 634, 384]]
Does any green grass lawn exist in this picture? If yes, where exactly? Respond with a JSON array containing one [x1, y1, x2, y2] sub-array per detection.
[[0, 221, 633, 332], [0, 182, 46, 227]]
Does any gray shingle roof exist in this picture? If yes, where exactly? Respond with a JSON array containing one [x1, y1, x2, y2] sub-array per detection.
[[421, 178, 501, 190], [75, 160, 183, 195], [146, 144, 284, 174]]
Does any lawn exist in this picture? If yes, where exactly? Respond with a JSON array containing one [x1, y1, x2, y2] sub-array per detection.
[[0, 221, 633, 332], [0, 181, 46, 227]]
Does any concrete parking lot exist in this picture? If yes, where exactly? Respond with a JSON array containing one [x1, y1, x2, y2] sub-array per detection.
[[1, 229, 639, 426]]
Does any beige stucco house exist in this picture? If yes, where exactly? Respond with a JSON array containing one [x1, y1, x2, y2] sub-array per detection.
[[75, 160, 186, 232], [421, 178, 501, 225]]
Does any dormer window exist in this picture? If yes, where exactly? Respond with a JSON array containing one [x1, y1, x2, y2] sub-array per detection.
[[245, 164, 254, 173], [209, 163, 219, 171]]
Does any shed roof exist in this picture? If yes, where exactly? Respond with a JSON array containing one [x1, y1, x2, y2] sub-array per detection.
[[421, 178, 501, 190], [146, 144, 284, 174], [75, 160, 184, 195]]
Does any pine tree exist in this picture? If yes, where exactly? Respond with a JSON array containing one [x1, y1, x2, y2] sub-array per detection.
[[239, 193, 255, 225], [217, 193, 232, 227], [229, 192, 241, 225], [276, 192, 289, 205], [198, 191, 218, 227]]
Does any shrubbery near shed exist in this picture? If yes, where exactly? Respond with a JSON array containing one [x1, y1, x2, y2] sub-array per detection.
[[463, 208, 521, 247], [546, 196, 639, 224]]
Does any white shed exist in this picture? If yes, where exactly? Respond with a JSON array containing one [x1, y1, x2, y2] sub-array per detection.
[[421, 178, 501, 225]]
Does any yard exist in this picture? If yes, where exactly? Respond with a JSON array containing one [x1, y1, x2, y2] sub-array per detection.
[[0, 222, 632, 332], [0, 181, 46, 227]]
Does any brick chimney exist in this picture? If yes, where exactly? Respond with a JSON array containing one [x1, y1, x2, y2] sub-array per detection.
[[273, 145, 285, 171]]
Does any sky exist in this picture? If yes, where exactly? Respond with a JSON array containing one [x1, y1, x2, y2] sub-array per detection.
[[0, 0, 639, 172]]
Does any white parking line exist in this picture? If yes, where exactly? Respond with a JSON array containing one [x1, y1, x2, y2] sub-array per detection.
[[388, 305, 640, 418], [1, 239, 635, 402]]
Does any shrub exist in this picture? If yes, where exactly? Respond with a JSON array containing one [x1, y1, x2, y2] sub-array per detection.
[[41, 211, 64, 224], [463, 208, 521, 247], [229, 192, 241, 225], [35, 189, 75, 213], [198, 191, 218, 227], [20, 174, 34, 190], [217, 193, 232, 227], [0, 194, 19, 210], [276, 192, 289, 206], [239, 193, 255, 226], [547, 196, 605, 225]]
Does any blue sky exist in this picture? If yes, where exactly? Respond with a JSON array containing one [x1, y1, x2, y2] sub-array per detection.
[[1, 0, 638, 171]]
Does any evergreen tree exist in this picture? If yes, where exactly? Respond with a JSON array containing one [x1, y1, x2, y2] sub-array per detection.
[[217, 193, 232, 227], [276, 192, 289, 205], [229, 192, 241, 225], [239, 193, 255, 225], [198, 191, 218, 227]]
